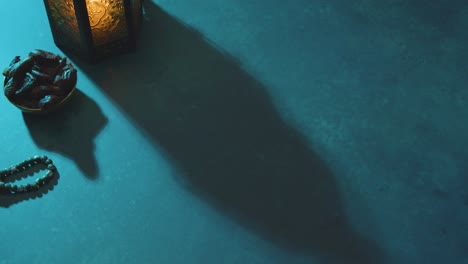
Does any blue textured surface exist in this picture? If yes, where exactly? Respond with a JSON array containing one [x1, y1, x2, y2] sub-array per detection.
[[0, 1, 467, 263]]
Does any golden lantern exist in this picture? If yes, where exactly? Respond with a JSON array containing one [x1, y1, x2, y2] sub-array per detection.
[[43, 0, 143, 62]]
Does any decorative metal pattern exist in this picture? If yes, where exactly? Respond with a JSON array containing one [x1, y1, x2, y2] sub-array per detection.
[[86, 0, 129, 46], [47, 0, 81, 50], [44, 0, 141, 61]]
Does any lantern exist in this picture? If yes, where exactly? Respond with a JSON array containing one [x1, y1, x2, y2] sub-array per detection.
[[43, 0, 143, 62]]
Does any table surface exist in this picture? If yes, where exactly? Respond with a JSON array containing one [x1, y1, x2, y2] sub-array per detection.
[[1, 1, 467, 264]]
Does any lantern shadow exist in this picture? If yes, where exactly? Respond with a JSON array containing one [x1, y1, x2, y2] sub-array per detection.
[[23, 90, 108, 179], [71, 2, 387, 264]]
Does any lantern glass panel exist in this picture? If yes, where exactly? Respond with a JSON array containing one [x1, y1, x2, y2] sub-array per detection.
[[86, 0, 129, 46], [47, 0, 81, 52], [44, 0, 142, 62]]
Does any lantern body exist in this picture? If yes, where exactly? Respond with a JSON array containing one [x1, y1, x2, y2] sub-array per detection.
[[44, 0, 142, 62]]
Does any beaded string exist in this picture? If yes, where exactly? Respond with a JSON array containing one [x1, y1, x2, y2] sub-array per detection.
[[0, 155, 57, 194]]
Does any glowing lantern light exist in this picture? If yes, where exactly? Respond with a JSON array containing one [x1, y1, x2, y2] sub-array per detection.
[[44, 0, 143, 62]]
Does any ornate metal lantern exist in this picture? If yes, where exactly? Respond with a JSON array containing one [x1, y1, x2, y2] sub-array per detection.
[[43, 0, 143, 62]]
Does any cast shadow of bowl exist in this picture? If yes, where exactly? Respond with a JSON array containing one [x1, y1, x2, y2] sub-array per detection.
[[22, 89, 108, 179], [71, 2, 387, 263]]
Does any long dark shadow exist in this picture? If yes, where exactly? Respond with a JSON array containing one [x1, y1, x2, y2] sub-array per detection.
[[72, 2, 386, 263], [23, 90, 108, 179]]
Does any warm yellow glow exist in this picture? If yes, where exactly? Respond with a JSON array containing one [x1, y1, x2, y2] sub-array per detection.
[[47, 0, 135, 55], [86, 0, 128, 46]]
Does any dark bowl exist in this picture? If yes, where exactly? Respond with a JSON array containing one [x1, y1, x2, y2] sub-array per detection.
[[3, 78, 76, 115]]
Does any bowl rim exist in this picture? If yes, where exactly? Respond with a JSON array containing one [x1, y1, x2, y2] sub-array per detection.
[[4, 77, 77, 114]]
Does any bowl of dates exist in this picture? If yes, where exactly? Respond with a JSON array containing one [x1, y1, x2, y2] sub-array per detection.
[[3, 49, 77, 114]]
